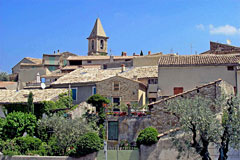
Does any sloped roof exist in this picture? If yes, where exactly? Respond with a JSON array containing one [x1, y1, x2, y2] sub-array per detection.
[[25, 57, 42, 64], [88, 18, 107, 38], [0, 81, 17, 89], [67, 56, 133, 61], [52, 66, 158, 85], [0, 89, 68, 104], [149, 79, 223, 106], [158, 55, 240, 67]]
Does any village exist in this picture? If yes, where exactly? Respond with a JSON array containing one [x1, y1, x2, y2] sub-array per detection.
[[1, 14, 240, 160]]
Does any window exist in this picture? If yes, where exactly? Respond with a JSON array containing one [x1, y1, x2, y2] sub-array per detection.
[[113, 97, 120, 106], [100, 40, 104, 49], [48, 66, 56, 71], [71, 88, 77, 101], [92, 86, 96, 95], [108, 121, 118, 140], [174, 87, 183, 95], [63, 60, 67, 66], [87, 60, 92, 64], [227, 66, 234, 71], [148, 78, 158, 84], [91, 40, 94, 50], [49, 57, 55, 65], [113, 82, 120, 91], [69, 60, 82, 65]]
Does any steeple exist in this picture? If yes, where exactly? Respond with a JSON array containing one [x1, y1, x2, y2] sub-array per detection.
[[87, 18, 109, 56]]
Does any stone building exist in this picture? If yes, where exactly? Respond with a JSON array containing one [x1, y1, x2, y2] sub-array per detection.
[[96, 75, 147, 106], [87, 18, 109, 56]]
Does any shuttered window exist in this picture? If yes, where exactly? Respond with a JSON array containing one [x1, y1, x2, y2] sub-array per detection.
[[174, 87, 183, 95], [108, 121, 118, 140]]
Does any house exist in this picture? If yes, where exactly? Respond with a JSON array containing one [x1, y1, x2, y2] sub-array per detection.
[[51, 65, 158, 104], [96, 75, 147, 106], [12, 57, 42, 75], [132, 51, 163, 67], [201, 41, 240, 55], [157, 54, 240, 98], [42, 51, 76, 72]]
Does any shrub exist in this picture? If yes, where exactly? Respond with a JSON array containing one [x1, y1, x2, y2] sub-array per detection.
[[87, 94, 110, 112], [72, 132, 103, 157], [1, 136, 47, 156], [136, 127, 158, 148], [2, 112, 37, 140]]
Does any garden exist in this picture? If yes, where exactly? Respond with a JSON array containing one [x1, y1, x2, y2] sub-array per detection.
[[0, 93, 109, 157]]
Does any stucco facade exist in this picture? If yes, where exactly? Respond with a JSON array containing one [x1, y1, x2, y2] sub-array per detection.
[[158, 65, 240, 97], [96, 76, 146, 105]]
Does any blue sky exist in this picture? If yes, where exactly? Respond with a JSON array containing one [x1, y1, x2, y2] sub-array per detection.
[[0, 0, 240, 73]]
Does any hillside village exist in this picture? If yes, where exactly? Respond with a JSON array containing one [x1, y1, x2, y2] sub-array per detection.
[[1, 18, 240, 160]]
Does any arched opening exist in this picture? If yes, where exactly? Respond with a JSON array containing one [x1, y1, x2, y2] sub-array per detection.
[[91, 40, 94, 50], [100, 39, 104, 49]]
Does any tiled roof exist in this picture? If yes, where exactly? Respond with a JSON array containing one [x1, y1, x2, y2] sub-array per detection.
[[0, 89, 68, 104], [158, 55, 240, 67], [149, 79, 223, 106], [20, 63, 43, 66], [0, 81, 17, 88], [67, 56, 133, 61], [25, 57, 42, 64], [52, 66, 158, 85]]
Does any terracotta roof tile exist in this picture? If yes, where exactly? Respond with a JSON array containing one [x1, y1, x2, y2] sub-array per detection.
[[158, 55, 240, 67], [0, 89, 68, 104]]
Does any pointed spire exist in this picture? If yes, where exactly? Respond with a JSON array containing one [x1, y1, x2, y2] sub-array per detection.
[[88, 18, 107, 38]]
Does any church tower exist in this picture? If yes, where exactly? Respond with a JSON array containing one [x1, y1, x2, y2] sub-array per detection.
[[87, 18, 109, 56]]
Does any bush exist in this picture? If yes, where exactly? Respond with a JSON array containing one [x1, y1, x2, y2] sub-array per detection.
[[136, 127, 158, 148], [2, 112, 37, 140], [1, 136, 48, 156], [72, 132, 103, 157], [87, 94, 110, 112]]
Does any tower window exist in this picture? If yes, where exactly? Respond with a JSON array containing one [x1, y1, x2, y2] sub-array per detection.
[[91, 40, 94, 50], [100, 40, 104, 49]]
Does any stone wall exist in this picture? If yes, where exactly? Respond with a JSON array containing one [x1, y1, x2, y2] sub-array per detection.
[[150, 80, 234, 133], [0, 152, 97, 160], [118, 116, 152, 143], [67, 102, 96, 119]]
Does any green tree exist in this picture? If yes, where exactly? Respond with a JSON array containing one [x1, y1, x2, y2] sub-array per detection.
[[37, 114, 95, 155], [87, 94, 110, 112], [0, 72, 9, 81], [27, 92, 34, 114], [2, 112, 37, 140], [140, 50, 144, 56], [167, 96, 221, 160], [216, 95, 240, 160], [136, 127, 158, 148], [71, 132, 103, 157]]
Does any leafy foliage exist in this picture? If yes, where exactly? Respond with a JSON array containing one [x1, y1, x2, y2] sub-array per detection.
[[0, 72, 9, 81], [136, 127, 158, 148], [1, 136, 48, 156], [27, 92, 34, 114], [37, 114, 95, 155], [87, 94, 110, 112], [2, 112, 37, 140], [71, 132, 103, 157]]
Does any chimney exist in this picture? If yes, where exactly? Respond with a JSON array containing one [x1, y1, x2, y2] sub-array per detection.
[[122, 52, 127, 56], [110, 55, 114, 62], [121, 64, 126, 72], [148, 51, 151, 55], [133, 53, 136, 56], [54, 51, 56, 54], [133, 75, 138, 80], [57, 49, 60, 54]]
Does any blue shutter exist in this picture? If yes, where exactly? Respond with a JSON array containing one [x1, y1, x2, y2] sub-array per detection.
[[71, 88, 77, 101]]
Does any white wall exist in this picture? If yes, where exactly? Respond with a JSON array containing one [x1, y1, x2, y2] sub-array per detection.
[[158, 66, 240, 96]]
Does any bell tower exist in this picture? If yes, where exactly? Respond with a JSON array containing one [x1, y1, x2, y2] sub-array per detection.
[[87, 18, 109, 56]]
